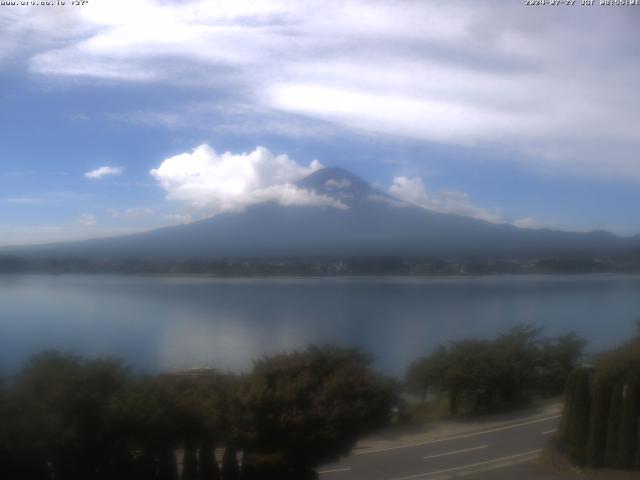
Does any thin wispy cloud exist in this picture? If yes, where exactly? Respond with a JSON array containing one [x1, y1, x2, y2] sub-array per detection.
[[85, 166, 123, 179], [389, 176, 503, 224], [5, 0, 637, 179], [0, 224, 144, 247], [513, 216, 545, 230], [75, 213, 97, 226], [106, 207, 154, 220], [1, 192, 90, 205], [3, 197, 46, 205], [110, 103, 339, 139]]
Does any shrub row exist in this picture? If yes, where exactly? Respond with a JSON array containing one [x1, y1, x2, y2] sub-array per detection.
[[0, 346, 396, 480]]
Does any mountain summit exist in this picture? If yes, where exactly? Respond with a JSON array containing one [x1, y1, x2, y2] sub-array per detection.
[[6, 167, 636, 261], [296, 167, 377, 205]]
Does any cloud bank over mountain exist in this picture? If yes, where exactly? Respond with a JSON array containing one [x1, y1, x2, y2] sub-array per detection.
[[149, 144, 506, 225], [150, 145, 344, 214]]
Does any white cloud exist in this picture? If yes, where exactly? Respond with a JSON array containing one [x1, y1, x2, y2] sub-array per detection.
[[85, 166, 123, 179], [110, 103, 339, 139], [163, 213, 193, 225], [325, 178, 352, 190], [150, 144, 344, 213], [389, 176, 503, 224], [106, 207, 154, 220], [0, 225, 144, 247], [511, 216, 585, 233], [513, 216, 544, 230], [4, 0, 640, 179], [76, 214, 97, 226], [1, 191, 90, 205], [3, 197, 46, 205]]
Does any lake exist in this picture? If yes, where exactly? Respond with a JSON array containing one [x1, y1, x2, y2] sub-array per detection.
[[1, 274, 639, 377]]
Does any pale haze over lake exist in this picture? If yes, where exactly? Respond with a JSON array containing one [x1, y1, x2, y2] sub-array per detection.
[[1, 274, 639, 377]]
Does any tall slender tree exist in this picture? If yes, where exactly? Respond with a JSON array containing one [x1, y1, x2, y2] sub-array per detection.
[[618, 381, 640, 469], [199, 440, 220, 480], [182, 442, 198, 480], [605, 382, 625, 467], [560, 370, 578, 442], [586, 375, 611, 468], [222, 445, 240, 480], [568, 368, 591, 465]]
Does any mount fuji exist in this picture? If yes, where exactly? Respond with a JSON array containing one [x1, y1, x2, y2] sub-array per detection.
[[6, 167, 637, 261]]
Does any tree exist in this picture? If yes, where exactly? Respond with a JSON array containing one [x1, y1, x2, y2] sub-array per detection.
[[406, 346, 449, 401], [539, 333, 587, 396], [408, 340, 501, 414], [617, 381, 639, 469], [1, 348, 395, 479], [559, 370, 578, 442], [236, 346, 397, 476], [586, 374, 611, 468], [495, 325, 544, 405], [409, 326, 583, 415], [199, 440, 220, 480], [10, 352, 133, 480], [567, 368, 591, 466], [114, 376, 181, 478], [182, 442, 198, 480], [605, 382, 624, 467], [446, 340, 500, 413], [222, 445, 240, 480]]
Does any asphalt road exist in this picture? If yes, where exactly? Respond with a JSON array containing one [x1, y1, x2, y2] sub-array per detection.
[[319, 412, 563, 480]]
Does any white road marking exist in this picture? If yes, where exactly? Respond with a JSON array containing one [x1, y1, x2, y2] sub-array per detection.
[[388, 449, 542, 480], [455, 453, 541, 478], [423, 445, 488, 460], [356, 415, 560, 455], [318, 467, 352, 475], [542, 429, 557, 435]]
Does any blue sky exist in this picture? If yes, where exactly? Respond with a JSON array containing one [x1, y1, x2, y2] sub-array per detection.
[[0, 0, 639, 245]]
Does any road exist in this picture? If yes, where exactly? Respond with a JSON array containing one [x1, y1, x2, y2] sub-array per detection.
[[319, 412, 563, 480]]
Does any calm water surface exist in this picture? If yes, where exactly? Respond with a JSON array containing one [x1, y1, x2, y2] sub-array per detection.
[[1, 274, 639, 377]]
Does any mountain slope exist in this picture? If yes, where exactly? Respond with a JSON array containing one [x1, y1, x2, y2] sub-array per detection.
[[7, 167, 636, 260]]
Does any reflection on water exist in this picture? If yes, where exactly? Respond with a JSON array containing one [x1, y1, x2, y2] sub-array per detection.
[[1, 274, 639, 376]]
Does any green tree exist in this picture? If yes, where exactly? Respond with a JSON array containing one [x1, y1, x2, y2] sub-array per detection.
[[539, 333, 587, 396], [605, 382, 624, 467], [222, 445, 240, 480], [586, 374, 611, 468], [199, 440, 221, 480], [559, 370, 578, 442], [617, 381, 640, 469], [567, 368, 591, 466], [408, 326, 584, 416], [406, 346, 449, 401], [495, 325, 544, 405], [236, 346, 397, 477], [11, 352, 133, 480], [182, 442, 198, 480]]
